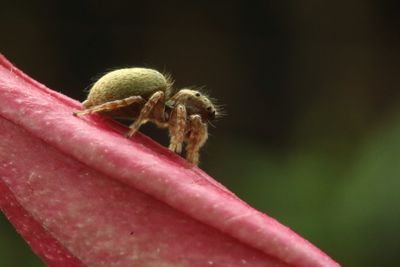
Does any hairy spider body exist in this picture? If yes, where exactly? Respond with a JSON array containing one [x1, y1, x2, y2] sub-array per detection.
[[81, 68, 171, 120], [74, 68, 218, 165]]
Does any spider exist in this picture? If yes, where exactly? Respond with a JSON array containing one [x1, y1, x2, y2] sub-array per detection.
[[73, 68, 220, 165]]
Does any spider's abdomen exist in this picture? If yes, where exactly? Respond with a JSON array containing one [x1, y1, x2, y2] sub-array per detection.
[[84, 68, 171, 108]]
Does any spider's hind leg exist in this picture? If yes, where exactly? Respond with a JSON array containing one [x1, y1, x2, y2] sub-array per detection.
[[73, 96, 145, 116]]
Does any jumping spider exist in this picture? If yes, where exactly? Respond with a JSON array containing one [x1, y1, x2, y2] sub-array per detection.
[[74, 68, 220, 165]]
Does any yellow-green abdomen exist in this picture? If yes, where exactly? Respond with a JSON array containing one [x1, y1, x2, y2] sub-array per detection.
[[84, 68, 171, 107]]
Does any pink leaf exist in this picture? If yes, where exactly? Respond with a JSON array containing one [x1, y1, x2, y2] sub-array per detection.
[[0, 54, 340, 267]]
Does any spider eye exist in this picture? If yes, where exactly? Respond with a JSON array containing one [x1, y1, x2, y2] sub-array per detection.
[[207, 106, 212, 111], [209, 110, 216, 120], [195, 93, 201, 97]]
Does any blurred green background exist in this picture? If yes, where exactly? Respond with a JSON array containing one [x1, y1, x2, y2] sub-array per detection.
[[1, 1, 400, 266]]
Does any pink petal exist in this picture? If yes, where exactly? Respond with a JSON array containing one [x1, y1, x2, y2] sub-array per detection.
[[0, 54, 340, 267]]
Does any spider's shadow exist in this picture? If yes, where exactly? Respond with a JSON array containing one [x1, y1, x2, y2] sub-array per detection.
[[115, 118, 169, 148]]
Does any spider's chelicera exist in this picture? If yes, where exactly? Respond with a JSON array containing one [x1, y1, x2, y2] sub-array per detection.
[[74, 68, 220, 165]]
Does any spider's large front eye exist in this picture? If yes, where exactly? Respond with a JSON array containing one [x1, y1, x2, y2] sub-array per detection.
[[206, 106, 216, 120], [195, 93, 201, 97], [209, 110, 216, 120]]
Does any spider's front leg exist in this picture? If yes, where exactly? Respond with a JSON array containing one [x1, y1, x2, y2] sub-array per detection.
[[126, 91, 165, 138], [185, 115, 208, 165], [168, 104, 186, 154]]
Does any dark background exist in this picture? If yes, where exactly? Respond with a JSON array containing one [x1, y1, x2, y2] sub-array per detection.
[[1, 1, 400, 266]]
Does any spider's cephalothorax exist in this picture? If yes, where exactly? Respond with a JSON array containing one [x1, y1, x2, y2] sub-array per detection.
[[74, 68, 219, 165]]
